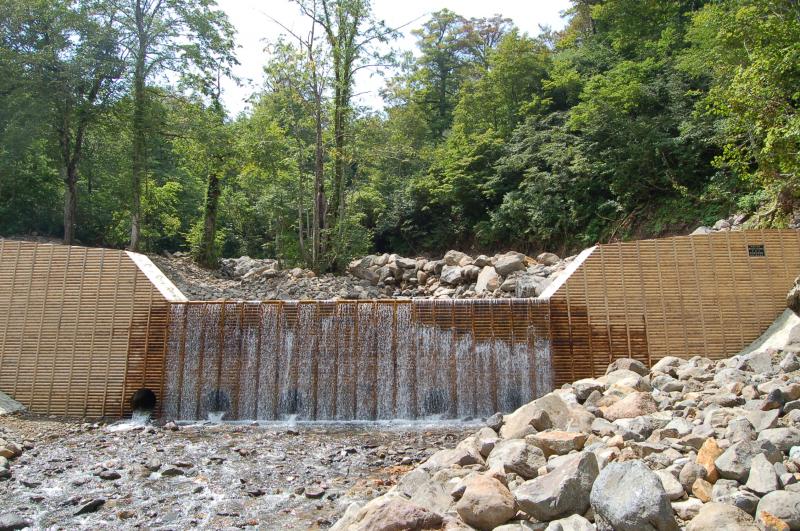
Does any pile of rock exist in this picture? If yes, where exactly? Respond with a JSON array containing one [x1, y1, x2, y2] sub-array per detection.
[[692, 214, 748, 235], [151, 253, 382, 301], [152, 250, 569, 301], [347, 250, 569, 300], [333, 348, 800, 530]]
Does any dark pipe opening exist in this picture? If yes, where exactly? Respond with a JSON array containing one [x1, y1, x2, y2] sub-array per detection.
[[131, 388, 157, 411], [203, 389, 230, 413]]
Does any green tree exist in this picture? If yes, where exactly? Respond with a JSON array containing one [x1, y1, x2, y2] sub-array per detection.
[[115, 0, 236, 251], [0, 0, 123, 243], [682, 0, 800, 224]]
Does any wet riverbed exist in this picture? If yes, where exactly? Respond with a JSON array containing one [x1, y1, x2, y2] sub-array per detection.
[[0, 414, 474, 530]]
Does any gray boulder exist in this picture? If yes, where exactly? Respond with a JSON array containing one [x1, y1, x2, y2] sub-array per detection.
[[655, 469, 685, 501], [441, 265, 464, 285], [486, 439, 546, 480], [758, 427, 800, 453], [544, 514, 594, 531], [651, 356, 683, 375], [745, 453, 780, 495], [421, 447, 483, 473], [475, 266, 500, 294], [495, 252, 527, 276], [500, 393, 592, 439], [515, 451, 599, 522], [686, 502, 758, 531], [590, 460, 679, 531], [537, 252, 561, 266], [711, 480, 760, 515], [715, 439, 782, 482], [756, 491, 800, 530], [443, 250, 471, 266], [573, 378, 605, 402], [606, 358, 649, 376]]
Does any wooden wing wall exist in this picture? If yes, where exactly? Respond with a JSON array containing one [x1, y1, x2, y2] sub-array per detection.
[[0, 240, 170, 417], [548, 230, 800, 387]]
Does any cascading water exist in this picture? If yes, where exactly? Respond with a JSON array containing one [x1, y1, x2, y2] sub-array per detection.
[[162, 299, 552, 421]]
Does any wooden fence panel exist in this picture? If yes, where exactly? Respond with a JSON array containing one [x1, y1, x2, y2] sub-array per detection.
[[549, 229, 800, 385], [0, 241, 177, 417]]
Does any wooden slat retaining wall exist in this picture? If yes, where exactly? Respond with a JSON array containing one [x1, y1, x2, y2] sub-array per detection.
[[547, 230, 800, 387], [0, 240, 172, 417]]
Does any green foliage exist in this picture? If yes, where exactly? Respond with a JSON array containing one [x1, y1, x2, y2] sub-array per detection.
[[186, 218, 227, 264], [682, 0, 800, 217], [1, 0, 798, 265]]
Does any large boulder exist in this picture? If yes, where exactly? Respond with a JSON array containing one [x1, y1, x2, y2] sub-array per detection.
[[756, 491, 800, 530], [331, 496, 443, 531], [515, 452, 599, 522], [454, 474, 517, 531], [573, 379, 606, 402], [395, 468, 432, 498], [745, 453, 781, 495], [475, 266, 501, 294], [486, 439, 546, 480], [600, 392, 659, 421], [444, 250, 471, 267], [602, 369, 652, 391], [410, 478, 452, 514], [515, 274, 544, 298], [758, 427, 800, 453], [395, 256, 417, 269], [715, 439, 782, 482], [495, 253, 526, 276], [441, 265, 464, 285], [528, 431, 587, 457], [500, 393, 593, 439], [537, 252, 561, 266], [420, 447, 483, 473], [654, 469, 685, 501], [590, 460, 679, 531], [606, 358, 649, 376], [686, 503, 758, 531], [544, 515, 594, 531]]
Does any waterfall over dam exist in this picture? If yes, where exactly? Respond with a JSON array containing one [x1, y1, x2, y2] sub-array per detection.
[[162, 299, 551, 421]]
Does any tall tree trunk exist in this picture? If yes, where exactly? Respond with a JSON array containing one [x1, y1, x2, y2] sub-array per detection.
[[293, 127, 307, 266], [59, 116, 78, 245], [312, 97, 325, 271], [329, 86, 344, 232], [197, 172, 221, 267], [62, 166, 78, 245], [130, 3, 146, 252], [333, 87, 348, 240]]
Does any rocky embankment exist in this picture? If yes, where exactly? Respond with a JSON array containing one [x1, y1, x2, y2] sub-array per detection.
[[691, 214, 748, 235], [152, 250, 569, 301], [333, 349, 800, 530]]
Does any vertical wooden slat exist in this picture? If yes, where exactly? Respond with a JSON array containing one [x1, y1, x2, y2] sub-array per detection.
[[12, 243, 37, 399], [252, 303, 263, 419], [724, 231, 746, 347], [30, 245, 53, 406]]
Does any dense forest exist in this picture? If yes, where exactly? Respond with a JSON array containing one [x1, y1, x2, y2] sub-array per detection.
[[0, 0, 798, 272]]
